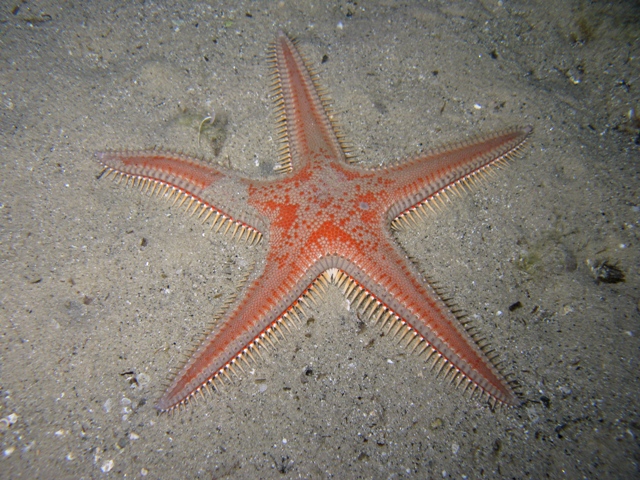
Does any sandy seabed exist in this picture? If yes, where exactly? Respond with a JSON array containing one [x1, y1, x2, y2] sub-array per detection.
[[1, 1, 639, 478]]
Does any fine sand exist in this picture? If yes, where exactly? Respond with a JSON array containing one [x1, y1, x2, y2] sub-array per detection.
[[1, 1, 638, 478]]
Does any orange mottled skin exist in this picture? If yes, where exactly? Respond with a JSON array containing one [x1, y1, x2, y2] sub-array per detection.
[[97, 31, 531, 412]]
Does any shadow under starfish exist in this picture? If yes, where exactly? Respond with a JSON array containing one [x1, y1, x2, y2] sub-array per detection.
[[96, 31, 532, 413]]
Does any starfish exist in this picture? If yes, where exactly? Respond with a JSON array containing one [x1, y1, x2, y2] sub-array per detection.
[[96, 31, 532, 413]]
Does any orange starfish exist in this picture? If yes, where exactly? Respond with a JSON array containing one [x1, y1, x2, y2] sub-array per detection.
[[97, 31, 531, 412]]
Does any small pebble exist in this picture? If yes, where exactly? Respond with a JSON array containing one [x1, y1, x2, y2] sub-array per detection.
[[430, 418, 443, 429], [137, 373, 151, 387], [101, 459, 114, 473], [0, 413, 17, 430]]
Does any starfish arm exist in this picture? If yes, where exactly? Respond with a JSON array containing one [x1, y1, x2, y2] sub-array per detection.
[[156, 246, 328, 411], [95, 150, 266, 240], [156, 227, 518, 411], [383, 126, 532, 221], [271, 31, 346, 171], [333, 239, 519, 406]]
